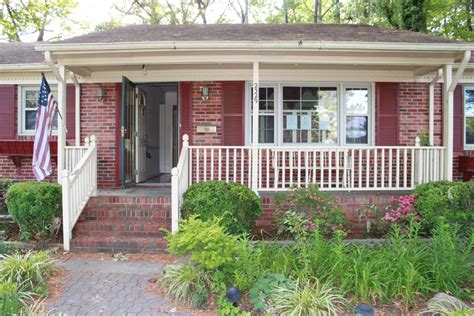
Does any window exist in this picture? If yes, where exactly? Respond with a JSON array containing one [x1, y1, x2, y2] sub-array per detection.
[[282, 86, 337, 144], [465, 87, 474, 149], [345, 88, 369, 144], [19, 86, 58, 135], [246, 83, 372, 146], [250, 87, 276, 143]]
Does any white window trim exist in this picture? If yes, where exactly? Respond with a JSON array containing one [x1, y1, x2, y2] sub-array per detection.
[[245, 82, 374, 147], [464, 85, 474, 150], [18, 85, 58, 136]]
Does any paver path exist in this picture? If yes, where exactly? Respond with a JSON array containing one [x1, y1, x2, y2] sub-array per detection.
[[48, 258, 189, 315]]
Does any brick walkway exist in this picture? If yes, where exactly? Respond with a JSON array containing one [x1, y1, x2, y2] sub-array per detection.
[[47, 258, 189, 315]]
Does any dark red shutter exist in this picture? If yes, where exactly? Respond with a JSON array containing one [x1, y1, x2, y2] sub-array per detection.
[[0, 85, 16, 139], [179, 82, 192, 145], [66, 84, 76, 140], [453, 84, 464, 152], [115, 83, 122, 187], [376, 83, 399, 146], [222, 81, 244, 146]]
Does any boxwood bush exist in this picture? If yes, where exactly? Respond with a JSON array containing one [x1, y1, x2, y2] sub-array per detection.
[[5, 182, 61, 240], [181, 181, 262, 235], [412, 181, 473, 235]]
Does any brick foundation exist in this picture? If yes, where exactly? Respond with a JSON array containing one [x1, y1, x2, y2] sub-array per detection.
[[257, 191, 407, 235]]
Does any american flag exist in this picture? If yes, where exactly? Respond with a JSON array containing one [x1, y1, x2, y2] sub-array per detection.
[[32, 73, 58, 181]]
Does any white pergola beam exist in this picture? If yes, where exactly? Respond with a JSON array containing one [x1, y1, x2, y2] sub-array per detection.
[[449, 51, 471, 93]]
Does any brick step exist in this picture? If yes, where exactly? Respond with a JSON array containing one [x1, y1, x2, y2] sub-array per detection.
[[87, 194, 171, 207], [73, 219, 170, 238], [70, 236, 168, 253], [81, 206, 170, 220]]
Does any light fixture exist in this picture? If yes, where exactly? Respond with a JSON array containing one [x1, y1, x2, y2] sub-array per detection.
[[96, 87, 106, 101], [201, 86, 209, 101], [142, 64, 147, 76]]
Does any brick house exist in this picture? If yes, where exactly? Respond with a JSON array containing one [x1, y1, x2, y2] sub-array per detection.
[[0, 24, 473, 252]]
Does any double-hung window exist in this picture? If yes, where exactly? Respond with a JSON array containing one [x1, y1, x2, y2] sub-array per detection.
[[250, 86, 276, 144], [465, 86, 474, 149], [282, 86, 338, 144], [19, 86, 58, 135], [344, 87, 369, 145]]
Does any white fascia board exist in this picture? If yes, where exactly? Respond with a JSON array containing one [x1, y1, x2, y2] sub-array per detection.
[[35, 40, 474, 54], [0, 63, 50, 72]]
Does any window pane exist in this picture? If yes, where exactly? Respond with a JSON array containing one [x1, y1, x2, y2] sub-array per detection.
[[465, 89, 474, 116], [267, 88, 274, 100], [302, 87, 317, 101], [466, 117, 474, 145], [346, 116, 368, 144], [283, 86, 300, 100], [318, 88, 337, 144], [25, 110, 37, 130], [52, 112, 58, 130], [283, 101, 299, 110], [346, 88, 368, 115]]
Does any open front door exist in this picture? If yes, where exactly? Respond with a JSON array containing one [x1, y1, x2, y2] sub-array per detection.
[[136, 89, 147, 183], [121, 76, 136, 188]]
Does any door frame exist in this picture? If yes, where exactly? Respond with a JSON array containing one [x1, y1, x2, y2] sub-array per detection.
[[120, 80, 179, 186]]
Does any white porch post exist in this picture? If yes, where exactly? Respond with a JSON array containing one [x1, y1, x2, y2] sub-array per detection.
[[429, 69, 442, 146], [442, 64, 453, 180], [57, 65, 67, 182], [251, 61, 259, 192], [70, 72, 81, 146]]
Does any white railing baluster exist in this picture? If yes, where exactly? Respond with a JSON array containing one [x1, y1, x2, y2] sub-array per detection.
[[211, 149, 214, 180], [218, 149, 222, 180]]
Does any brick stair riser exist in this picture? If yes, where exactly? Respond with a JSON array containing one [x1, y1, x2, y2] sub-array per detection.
[[71, 238, 168, 253], [80, 207, 171, 220], [87, 196, 171, 207], [73, 221, 170, 238]]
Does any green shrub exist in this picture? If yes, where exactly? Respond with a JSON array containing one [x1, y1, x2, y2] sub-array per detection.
[[0, 281, 32, 315], [412, 181, 473, 235], [5, 182, 61, 240], [274, 185, 349, 238], [166, 216, 238, 270], [0, 251, 55, 294], [160, 264, 211, 308], [181, 181, 262, 235], [0, 179, 14, 213]]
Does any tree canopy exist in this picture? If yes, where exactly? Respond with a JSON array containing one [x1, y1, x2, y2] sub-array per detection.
[[0, 0, 77, 42]]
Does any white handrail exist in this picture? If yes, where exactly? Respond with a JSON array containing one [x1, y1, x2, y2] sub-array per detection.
[[171, 134, 190, 232], [62, 135, 98, 251]]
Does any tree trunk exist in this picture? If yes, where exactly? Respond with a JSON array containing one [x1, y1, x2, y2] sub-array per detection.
[[314, 0, 319, 23], [284, 0, 288, 23], [244, 0, 249, 24], [334, 0, 340, 24], [466, 0, 472, 32]]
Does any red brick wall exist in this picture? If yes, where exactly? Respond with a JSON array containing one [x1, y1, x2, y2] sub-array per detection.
[[190, 82, 223, 145], [257, 191, 405, 235], [80, 84, 119, 188]]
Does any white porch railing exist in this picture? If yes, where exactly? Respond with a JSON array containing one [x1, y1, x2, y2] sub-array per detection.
[[171, 135, 190, 232], [171, 134, 446, 231], [62, 135, 98, 251]]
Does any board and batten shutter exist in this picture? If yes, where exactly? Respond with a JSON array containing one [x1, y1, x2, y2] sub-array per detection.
[[179, 82, 192, 145], [66, 84, 76, 140], [453, 84, 464, 152], [0, 85, 16, 139], [376, 83, 399, 146], [222, 81, 244, 146]]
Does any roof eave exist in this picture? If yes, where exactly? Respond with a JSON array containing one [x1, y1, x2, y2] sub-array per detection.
[[34, 40, 474, 54], [0, 63, 49, 72]]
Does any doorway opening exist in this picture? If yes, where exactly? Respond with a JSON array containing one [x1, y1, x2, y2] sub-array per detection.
[[122, 78, 178, 187]]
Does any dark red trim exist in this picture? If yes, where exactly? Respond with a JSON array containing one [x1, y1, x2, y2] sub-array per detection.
[[0, 85, 16, 139], [453, 84, 464, 152], [376, 82, 400, 146], [179, 82, 192, 146]]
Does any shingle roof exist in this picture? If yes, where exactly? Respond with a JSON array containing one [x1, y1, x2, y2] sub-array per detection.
[[0, 42, 44, 64], [56, 23, 458, 44]]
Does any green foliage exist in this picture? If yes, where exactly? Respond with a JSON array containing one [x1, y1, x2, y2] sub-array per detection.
[[0, 0, 78, 42], [181, 181, 262, 235], [268, 279, 345, 316], [0, 179, 14, 214], [357, 203, 390, 237], [274, 185, 349, 238], [166, 216, 238, 270], [412, 181, 474, 235], [0, 281, 32, 315], [5, 182, 62, 240], [160, 264, 210, 308], [0, 251, 55, 294], [249, 273, 295, 311]]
